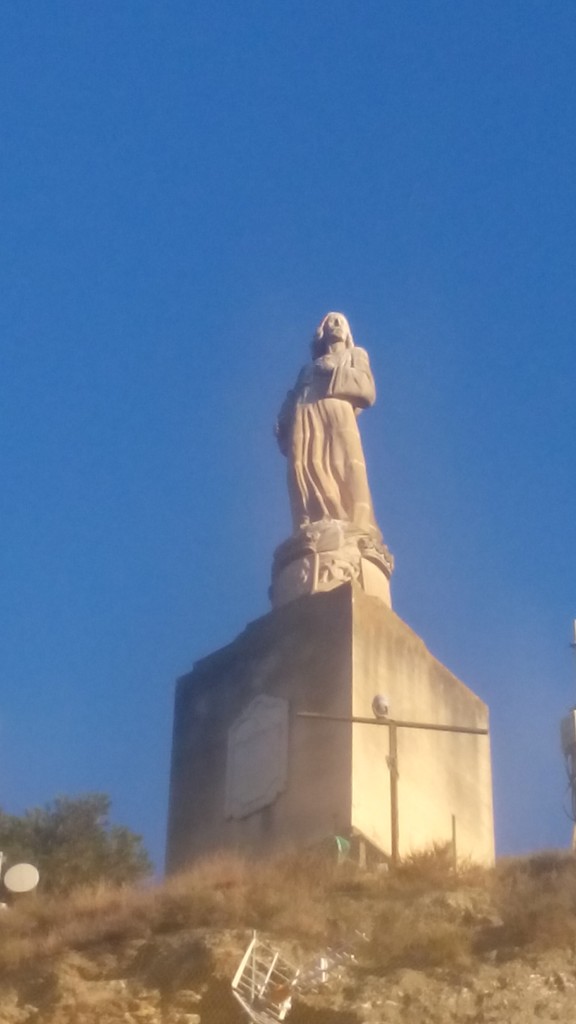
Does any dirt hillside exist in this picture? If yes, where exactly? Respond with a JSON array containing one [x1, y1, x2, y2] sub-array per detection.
[[1, 848, 576, 1023]]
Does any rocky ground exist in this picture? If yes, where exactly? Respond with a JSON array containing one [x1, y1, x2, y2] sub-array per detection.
[[2, 923, 576, 1023]]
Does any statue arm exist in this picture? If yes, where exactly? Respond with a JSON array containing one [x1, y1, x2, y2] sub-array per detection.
[[327, 347, 376, 408]]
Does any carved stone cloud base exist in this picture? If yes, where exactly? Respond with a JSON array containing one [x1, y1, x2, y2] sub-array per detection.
[[270, 520, 394, 609]]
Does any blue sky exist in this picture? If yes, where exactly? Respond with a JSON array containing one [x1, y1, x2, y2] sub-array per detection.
[[1, 1, 576, 870]]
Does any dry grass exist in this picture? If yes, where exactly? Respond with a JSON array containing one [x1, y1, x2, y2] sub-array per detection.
[[364, 845, 476, 971], [370, 903, 472, 971], [3, 846, 576, 976], [0, 850, 338, 972], [490, 850, 576, 954], [392, 842, 484, 890]]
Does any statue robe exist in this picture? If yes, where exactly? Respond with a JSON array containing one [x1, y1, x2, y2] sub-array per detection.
[[277, 347, 379, 534]]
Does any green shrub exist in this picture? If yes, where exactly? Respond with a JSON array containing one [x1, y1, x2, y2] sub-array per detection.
[[0, 794, 151, 893]]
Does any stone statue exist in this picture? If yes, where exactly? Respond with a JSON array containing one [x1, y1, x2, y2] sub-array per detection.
[[276, 312, 379, 535], [271, 312, 393, 608]]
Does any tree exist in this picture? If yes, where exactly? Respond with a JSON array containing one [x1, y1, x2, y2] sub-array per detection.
[[0, 793, 152, 893]]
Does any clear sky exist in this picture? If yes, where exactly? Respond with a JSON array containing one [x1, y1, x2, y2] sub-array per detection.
[[1, 1, 576, 871]]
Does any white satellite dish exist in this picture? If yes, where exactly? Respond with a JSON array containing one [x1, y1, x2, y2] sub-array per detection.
[[3, 863, 40, 894]]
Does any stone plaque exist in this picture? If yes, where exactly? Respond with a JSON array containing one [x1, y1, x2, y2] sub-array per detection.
[[225, 695, 289, 819]]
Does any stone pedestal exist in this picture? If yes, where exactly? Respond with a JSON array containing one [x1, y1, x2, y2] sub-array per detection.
[[166, 584, 494, 872], [270, 520, 394, 608]]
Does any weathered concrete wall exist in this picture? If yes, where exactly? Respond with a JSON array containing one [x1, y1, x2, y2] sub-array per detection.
[[166, 584, 494, 870], [350, 587, 494, 864], [166, 587, 354, 872]]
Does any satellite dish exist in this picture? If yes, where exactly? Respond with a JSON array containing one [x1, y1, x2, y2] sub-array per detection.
[[3, 863, 40, 894]]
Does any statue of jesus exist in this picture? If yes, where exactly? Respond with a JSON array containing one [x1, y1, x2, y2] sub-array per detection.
[[276, 312, 380, 538]]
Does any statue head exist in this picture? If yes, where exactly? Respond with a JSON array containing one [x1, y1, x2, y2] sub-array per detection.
[[311, 312, 354, 359]]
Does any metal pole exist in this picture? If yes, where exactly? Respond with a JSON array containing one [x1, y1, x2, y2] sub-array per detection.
[[388, 721, 399, 866], [296, 711, 487, 736]]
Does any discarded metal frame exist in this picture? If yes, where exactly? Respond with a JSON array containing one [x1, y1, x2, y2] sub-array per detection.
[[231, 930, 360, 1023]]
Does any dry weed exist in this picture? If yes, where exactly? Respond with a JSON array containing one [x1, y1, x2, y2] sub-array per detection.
[[2, 846, 575, 975], [491, 851, 576, 953], [370, 900, 472, 971], [0, 850, 337, 969], [391, 843, 485, 891]]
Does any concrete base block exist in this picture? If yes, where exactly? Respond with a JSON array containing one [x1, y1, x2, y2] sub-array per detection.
[[166, 584, 494, 871]]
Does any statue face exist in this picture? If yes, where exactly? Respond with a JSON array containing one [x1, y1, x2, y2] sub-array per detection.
[[323, 313, 348, 342], [311, 311, 353, 359]]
